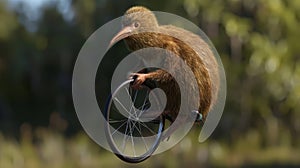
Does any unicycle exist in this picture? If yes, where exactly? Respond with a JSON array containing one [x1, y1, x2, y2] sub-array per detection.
[[104, 78, 165, 163]]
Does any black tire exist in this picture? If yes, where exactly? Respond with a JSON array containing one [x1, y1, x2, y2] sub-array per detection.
[[104, 79, 165, 163]]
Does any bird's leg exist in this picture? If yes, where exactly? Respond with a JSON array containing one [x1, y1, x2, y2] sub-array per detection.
[[162, 113, 188, 141], [130, 73, 150, 89], [130, 69, 171, 89]]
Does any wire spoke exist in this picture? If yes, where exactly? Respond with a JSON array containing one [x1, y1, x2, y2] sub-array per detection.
[[120, 120, 130, 153], [113, 97, 135, 118], [111, 120, 128, 136], [132, 90, 139, 118], [109, 119, 127, 124], [125, 87, 139, 118], [135, 89, 149, 116], [132, 120, 149, 151], [108, 81, 162, 157], [128, 120, 136, 156], [137, 102, 150, 111], [140, 122, 157, 135]]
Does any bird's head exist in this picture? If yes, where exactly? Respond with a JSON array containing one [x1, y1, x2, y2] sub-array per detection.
[[109, 6, 159, 47]]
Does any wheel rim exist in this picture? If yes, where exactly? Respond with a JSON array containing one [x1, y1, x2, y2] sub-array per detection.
[[105, 79, 164, 163]]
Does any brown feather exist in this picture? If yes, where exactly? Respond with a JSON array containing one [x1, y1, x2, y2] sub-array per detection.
[[121, 7, 219, 121]]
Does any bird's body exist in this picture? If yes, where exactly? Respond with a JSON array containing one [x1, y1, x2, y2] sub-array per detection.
[[110, 6, 219, 128]]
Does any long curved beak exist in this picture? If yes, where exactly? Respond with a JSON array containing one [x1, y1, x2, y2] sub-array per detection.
[[109, 26, 134, 48]]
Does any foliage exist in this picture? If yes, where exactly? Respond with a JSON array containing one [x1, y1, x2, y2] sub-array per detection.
[[0, 0, 299, 166], [0, 128, 300, 167]]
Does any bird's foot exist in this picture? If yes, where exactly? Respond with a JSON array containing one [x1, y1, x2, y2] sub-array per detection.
[[191, 110, 203, 123], [129, 73, 149, 89]]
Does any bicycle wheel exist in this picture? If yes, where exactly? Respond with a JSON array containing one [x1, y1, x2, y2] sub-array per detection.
[[104, 79, 165, 163]]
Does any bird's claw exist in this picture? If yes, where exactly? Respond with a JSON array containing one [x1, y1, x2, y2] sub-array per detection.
[[129, 73, 148, 89]]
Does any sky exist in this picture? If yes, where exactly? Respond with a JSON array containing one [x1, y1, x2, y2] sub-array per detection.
[[7, 0, 74, 31], [8, 0, 53, 8]]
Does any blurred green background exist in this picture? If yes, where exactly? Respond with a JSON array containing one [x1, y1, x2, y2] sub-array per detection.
[[0, 0, 300, 167]]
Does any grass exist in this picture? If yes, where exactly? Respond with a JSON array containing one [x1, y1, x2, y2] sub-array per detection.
[[0, 127, 299, 168]]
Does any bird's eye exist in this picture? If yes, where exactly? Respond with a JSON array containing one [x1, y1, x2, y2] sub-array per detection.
[[133, 22, 140, 28]]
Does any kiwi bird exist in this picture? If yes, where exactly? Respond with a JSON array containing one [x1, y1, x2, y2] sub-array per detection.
[[109, 6, 219, 136]]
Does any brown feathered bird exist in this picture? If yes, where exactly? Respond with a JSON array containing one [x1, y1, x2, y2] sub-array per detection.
[[110, 6, 219, 136]]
